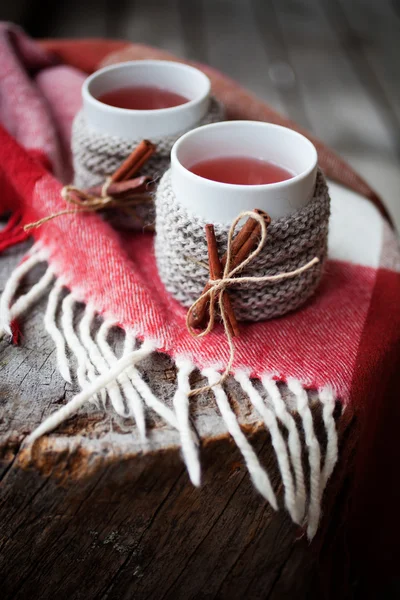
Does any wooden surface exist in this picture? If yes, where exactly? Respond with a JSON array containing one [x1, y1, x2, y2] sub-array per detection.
[[0, 241, 357, 599], [3, 0, 399, 228]]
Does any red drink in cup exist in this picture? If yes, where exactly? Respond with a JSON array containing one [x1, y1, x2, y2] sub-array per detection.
[[98, 86, 189, 111], [189, 156, 293, 185]]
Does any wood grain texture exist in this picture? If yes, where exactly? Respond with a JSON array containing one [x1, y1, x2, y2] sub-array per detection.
[[0, 241, 358, 599]]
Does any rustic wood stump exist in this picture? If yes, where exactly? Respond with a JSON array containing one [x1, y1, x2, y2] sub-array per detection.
[[0, 241, 357, 600]]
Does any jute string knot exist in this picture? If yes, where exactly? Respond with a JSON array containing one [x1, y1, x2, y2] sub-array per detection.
[[24, 177, 152, 231], [24, 140, 157, 232], [63, 176, 115, 207], [186, 210, 319, 397]]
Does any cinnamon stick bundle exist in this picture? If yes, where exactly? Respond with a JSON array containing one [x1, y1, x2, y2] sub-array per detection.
[[188, 209, 271, 331], [24, 140, 157, 232]]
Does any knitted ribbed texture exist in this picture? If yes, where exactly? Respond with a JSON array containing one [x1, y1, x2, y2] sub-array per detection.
[[71, 97, 224, 189], [155, 169, 330, 321]]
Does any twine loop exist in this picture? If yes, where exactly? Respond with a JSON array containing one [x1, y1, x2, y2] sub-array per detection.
[[24, 177, 152, 232], [62, 176, 115, 209], [186, 210, 319, 396]]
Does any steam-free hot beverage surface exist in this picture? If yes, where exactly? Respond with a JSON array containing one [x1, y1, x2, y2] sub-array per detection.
[[97, 86, 189, 110], [189, 156, 294, 185]]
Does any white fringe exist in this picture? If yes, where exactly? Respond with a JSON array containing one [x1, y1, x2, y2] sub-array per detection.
[[122, 330, 147, 442], [9, 265, 54, 319], [79, 308, 126, 416], [0, 258, 340, 538], [262, 376, 307, 523], [61, 293, 105, 406], [0, 245, 48, 337], [235, 371, 301, 523], [96, 321, 178, 431], [203, 367, 278, 511], [96, 320, 148, 439], [26, 340, 154, 445], [319, 386, 338, 488], [44, 279, 71, 383], [287, 378, 321, 539], [128, 363, 179, 430], [174, 357, 201, 487]]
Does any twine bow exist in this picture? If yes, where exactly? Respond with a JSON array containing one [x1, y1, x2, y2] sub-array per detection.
[[24, 140, 156, 232], [186, 210, 319, 396], [24, 178, 152, 231]]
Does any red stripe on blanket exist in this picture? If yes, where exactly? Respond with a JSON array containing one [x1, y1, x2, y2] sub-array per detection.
[[349, 266, 400, 585]]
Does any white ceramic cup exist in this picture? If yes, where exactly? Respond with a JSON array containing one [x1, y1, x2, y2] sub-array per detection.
[[82, 60, 211, 139], [170, 120, 318, 222]]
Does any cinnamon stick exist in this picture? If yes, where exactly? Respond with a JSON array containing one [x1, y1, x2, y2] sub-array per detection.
[[111, 140, 156, 183], [205, 224, 240, 338], [228, 209, 271, 267], [188, 209, 271, 330], [87, 175, 153, 199], [223, 208, 271, 268]]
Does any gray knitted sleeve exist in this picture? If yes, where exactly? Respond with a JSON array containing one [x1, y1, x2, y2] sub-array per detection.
[[154, 169, 330, 321], [71, 97, 225, 189]]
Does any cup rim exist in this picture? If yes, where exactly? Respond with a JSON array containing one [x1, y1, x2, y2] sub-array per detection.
[[82, 59, 211, 117], [171, 120, 318, 191]]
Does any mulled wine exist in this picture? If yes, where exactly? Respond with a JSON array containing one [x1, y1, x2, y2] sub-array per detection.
[[97, 86, 189, 110], [189, 156, 293, 185]]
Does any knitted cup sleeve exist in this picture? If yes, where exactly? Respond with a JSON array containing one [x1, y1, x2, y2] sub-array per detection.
[[154, 169, 330, 322], [71, 97, 225, 189]]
